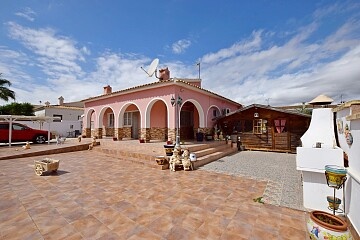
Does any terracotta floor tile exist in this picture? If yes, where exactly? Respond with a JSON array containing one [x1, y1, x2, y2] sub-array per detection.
[[214, 205, 238, 219], [0, 149, 313, 239], [70, 214, 103, 233], [145, 214, 175, 237], [165, 226, 194, 240], [194, 222, 223, 239], [105, 213, 135, 230], [127, 227, 163, 240], [31, 209, 69, 235], [42, 224, 79, 240], [79, 222, 112, 239], [111, 222, 145, 239], [225, 219, 253, 237], [276, 225, 308, 240]]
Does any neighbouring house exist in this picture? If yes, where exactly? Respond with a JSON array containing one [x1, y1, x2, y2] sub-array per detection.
[[216, 104, 311, 153], [81, 69, 242, 142], [33, 96, 84, 137]]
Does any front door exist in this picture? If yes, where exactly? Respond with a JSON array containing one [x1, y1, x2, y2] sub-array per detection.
[[132, 112, 139, 139]]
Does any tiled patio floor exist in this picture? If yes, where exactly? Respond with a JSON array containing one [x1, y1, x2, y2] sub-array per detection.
[[0, 150, 308, 239]]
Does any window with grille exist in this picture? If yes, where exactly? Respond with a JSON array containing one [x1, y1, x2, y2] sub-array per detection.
[[253, 119, 267, 134], [108, 113, 114, 127], [123, 112, 132, 126]]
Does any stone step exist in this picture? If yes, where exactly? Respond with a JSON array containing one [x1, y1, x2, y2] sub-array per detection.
[[94, 140, 237, 170], [193, 147, 238, 169], [193, 144, 232, 158]]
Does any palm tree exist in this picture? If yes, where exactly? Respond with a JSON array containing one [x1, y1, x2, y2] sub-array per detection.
[[0, 73, 16, 102]]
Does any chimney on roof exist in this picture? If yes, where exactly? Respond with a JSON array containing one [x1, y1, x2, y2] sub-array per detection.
[[103, 85, 112, 95], [158, 68, 170, 81], [58, 96, 64, 106]]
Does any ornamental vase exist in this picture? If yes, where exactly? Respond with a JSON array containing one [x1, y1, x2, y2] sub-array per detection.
[[307, 211, 351, 239]]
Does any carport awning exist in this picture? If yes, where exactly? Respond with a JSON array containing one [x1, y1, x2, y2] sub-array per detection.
[[0, 115, 60, 147]]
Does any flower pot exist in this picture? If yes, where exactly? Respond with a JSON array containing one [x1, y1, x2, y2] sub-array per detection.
[[164, 144, 175, 156], [155, 156, 167, 165], [190, 153, 197, 162], [327, 196, 341, 210], [139, 139, 145, 143], [325, 165, 347, 188], [196, 132, 204, 142], [307, 211, 351, 239]]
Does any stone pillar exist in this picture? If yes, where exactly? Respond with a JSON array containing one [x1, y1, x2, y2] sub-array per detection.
[[114, 128, 124, 140], [167, 128, 176, 143], [84, 128, 91, 138], [140, 128, 151, 143], [93, 128, 103, 139]]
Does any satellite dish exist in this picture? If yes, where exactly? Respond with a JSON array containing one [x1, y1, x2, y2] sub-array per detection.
[[141, 58, 159, 78]]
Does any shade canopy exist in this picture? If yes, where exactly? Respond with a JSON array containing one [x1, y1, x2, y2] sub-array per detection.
[[309, 94, 334, 105]]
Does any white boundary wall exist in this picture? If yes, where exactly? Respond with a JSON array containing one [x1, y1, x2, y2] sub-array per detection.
[[15, 120, 82, 137]]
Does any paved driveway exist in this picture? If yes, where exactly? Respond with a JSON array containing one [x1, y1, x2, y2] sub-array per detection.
[[0, 150, 307, 239], [199, 151, 303, 211]]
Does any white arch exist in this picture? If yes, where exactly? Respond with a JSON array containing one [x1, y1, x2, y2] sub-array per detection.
[[98, 106, 116, 128], [145, 98, 168, 128], [85, 108, 96, 129], [117, 102, 141, 128], [182, 99, 205, 128], [206, 105, 221, 127]]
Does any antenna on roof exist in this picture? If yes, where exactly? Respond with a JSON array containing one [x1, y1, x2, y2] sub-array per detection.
[[141, 58, 159, 78]]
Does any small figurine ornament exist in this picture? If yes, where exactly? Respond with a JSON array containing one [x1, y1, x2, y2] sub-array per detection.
[[22, 141, 31, 150], [169, 148, 181, 172], [182, 149, 191, 171]]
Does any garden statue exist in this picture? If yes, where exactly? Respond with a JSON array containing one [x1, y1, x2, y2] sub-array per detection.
[[22, 141, 31, 150], [169, 147, 182, 172], [182, 149, 191, 171]]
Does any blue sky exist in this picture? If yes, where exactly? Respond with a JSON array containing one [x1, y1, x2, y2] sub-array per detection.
[[1, 0, 359, 106]]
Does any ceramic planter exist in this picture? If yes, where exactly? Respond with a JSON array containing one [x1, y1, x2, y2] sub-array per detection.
[[189, 153, 197, 162], [325, 165, 347, 188], [307, 211, 351, 239], [164, 144, 175, 156], [155, 156, 167, 165], [327, 196, 341, 210]]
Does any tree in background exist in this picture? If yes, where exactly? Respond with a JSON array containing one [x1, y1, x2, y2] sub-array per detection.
[[0, 73, 16, 102], [0, 102, 34, 116]]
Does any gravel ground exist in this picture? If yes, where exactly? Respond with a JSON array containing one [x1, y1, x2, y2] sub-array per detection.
[[198, 151, 304, 211]]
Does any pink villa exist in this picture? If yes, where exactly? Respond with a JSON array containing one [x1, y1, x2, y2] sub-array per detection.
[[81, 69, 242, 142]]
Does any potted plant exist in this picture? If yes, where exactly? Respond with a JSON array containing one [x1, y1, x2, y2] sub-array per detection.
[[325, 165, 347, 188], [163, 144, 175, 156], [326, 196, 341, 210], [307, 210, 351, 239], [139, 138, 145, 143]]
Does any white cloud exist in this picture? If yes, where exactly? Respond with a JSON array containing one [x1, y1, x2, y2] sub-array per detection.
[[202, 30, 263, 64], [200, 18, 360, 106], [171, 39, 191, 54], [15, 7, 36, 22], [1, 2, 359, 108], [6, 22, 86, 78]]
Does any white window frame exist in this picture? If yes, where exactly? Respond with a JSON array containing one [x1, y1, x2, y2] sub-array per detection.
[[123, 112, 133, 126], [108, 113, 114, 127]]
